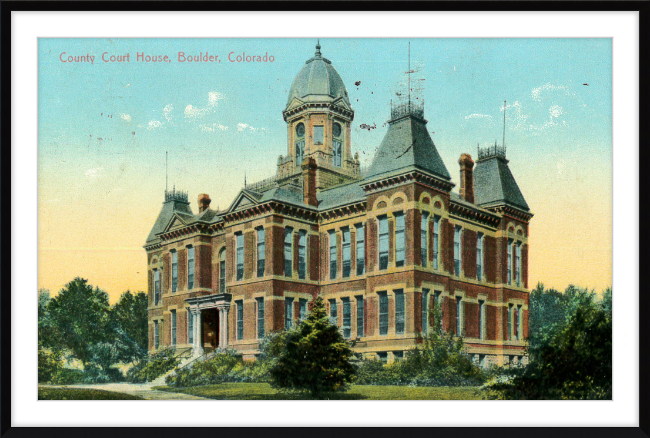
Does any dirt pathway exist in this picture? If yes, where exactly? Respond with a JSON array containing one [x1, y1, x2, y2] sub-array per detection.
[[40, 383, 209, 400]]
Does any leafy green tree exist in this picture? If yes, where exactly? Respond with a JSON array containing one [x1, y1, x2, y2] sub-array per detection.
[[270, 296, 355, 398], [494, 286, 612, 400], [108, 290, 149, 362], [38, 289, 62, 350], [48, 278, 111, 367]]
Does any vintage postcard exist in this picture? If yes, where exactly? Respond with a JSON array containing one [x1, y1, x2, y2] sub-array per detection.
[[37, 37, 612, 401]]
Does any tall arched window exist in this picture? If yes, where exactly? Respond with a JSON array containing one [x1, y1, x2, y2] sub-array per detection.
[[295, 123, 305, 166], [219, 248, 226, 293], [332, 122, 342, 167]]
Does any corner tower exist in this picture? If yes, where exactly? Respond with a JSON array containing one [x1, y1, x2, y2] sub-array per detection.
[[280, 42, 360, 191]]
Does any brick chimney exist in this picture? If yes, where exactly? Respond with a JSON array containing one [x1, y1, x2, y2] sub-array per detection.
[[302, 157, 318, 207], [459, 153, 475, 204], [198, 193, 211, 213]]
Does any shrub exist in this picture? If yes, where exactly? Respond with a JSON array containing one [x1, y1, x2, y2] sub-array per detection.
[[269, 297, 356, 398], [38, 347, 64, 383], [165, 350, 261, 387], [125, 347, 180, 383], [50, 368, 86, 385], [355, 306, 486, 387]]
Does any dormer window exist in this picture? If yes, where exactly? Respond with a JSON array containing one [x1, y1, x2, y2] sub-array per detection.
[[313, 125, 324, 145]]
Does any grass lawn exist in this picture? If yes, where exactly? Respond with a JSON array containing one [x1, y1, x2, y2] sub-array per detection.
[[38, 387, 143, 400], [156, 382, 488, 400]]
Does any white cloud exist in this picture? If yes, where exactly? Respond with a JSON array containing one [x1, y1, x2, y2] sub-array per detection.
[[237, 123, 265, 132], [531, 83, 570, 102], [465, 113, 492, 120], [199, 123, 229, 133], [529, 105, 568, 132], [503, 101, 530, 131], [184, 91, 225, 119], [119, 113, 131, 123], [147, 120, 163, 130], [549, 104, 563, 119], [208, 92, 224, 106], [163, 104, 173, 122], [85, 167, 103, 181]]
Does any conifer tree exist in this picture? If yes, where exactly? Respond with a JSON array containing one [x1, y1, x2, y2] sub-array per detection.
[[270, 296, 355, 398]]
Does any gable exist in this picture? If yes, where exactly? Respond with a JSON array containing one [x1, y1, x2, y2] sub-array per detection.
[[227, 191, 260, 213], [286, 97, 306, 111], [163, 214, 188, 233]]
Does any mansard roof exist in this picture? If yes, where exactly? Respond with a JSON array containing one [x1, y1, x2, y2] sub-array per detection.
[[317, 181, 366, 211], [365, 114, 451, 184], [473, 155, 530, 211], [145, 197, 194, 244]]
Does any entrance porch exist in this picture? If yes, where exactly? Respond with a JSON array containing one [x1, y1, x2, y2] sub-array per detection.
[[186, 293, 232, 357]]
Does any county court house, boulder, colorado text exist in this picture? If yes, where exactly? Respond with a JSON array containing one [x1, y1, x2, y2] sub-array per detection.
[[144, 43, 533, 367]]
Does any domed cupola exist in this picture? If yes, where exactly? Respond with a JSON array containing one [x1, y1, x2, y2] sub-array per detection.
[[285, 42, 351, 109], [278, 41, 360, 192]]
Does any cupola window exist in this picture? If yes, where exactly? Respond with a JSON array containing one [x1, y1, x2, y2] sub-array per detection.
[[295, 123, 305, 166], [332, 122, 342, 167], [313, 126, 324, 145]]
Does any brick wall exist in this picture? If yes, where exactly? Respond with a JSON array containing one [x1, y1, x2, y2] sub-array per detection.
[[178, 248, 187, 291], [244, 231, 254, 280], [463, 229, 477, 279], [405, 209, 415, 266], [197, 244, 212, 289], [522, 244, 529, 288], [309, 234, 320, 281]]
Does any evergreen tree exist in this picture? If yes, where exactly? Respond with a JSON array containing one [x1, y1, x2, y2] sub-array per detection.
[[270, 296, 355, 398]]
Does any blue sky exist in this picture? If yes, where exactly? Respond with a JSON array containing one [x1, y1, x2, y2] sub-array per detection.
[[38, 38, 612, 299]]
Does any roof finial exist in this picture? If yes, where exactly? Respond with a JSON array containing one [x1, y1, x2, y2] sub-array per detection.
[[315, 39, 322, 57]]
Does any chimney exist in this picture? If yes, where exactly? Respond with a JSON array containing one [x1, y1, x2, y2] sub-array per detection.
[[302, 157, 318, 207], [459, 153, 475, 204], [198, 194, 211, 213]]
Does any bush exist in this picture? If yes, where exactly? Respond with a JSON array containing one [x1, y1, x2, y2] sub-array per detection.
[[50, 368, 86, 385], [38, 348, 64, 383], [355, 306, 486, 387], [125, 347, 180, 383], [165, 350, 262, 387], [82, 363, 124, 384]]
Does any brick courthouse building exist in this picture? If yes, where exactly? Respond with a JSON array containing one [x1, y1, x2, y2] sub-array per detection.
[[144, 43, 533, 367]]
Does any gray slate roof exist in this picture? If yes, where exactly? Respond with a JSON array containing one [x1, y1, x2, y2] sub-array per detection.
[[145, 199, 194, 244], [286, 45, 350, 108], [317, 181, 366, 210], [473, 156, 529, 211], [365, 115, 451, 182]]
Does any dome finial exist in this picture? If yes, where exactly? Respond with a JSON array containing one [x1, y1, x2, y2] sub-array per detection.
[[315, 39, 322, 57]]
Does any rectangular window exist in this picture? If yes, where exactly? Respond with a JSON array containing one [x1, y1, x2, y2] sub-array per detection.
[[284, 227, 293, 277], [171, 251, 178, 292], [236, 233, 244, 281], [219, 254, 226, 294], [395, 290, 405, 335], [356, 296, 364, 337], [256, 298, 265, 339], [333, 140, 342, 167], [298, 230, 307, 280], [434, 290, 442, 308], [154, 321, 159, 349], [393, 351, 404, 361], [476, 233, 483, 281], [433, 216, 440, 270], [285, 297, 294, 329], [456, 296, 463, 335], [507, 239, 513, 285], [154, 270, 160, 305], [295, 141, 304, 166], [356, 224, 365, 275], [329, 231, 337, 280], [422, 289, 430, 334], [517, 305, 523, 341], [421, 211, 429, 267], [454, 226, 462, 276], [329, 299, 338, 326], [237, 300, 244, 340], [395, 212, 405, 267], [171, 310, 177, 346], [342, 227, 351, 278], [313, 125, 324, 145], [257, 228, 265, 278], [188, 310, 194, 344], [342, 298, 351, 339], [378, 292, 389, 336], [377, 352, 388, 363], [478, 300, 485, 340], [516, 242, 522, 287], [187, 246, 195, 290], [299, 298, 308, 321], [508, 303, 514, 340], [378, 216, 389, 270]]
